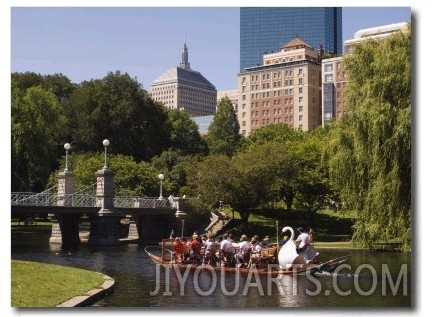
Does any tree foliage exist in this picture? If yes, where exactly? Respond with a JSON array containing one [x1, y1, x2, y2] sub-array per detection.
[[12, 72, 76, 102], [11, 83, 67, 191], [206, 96, 242, 156], [64, 71, 171, 161], [326, 27, 411, 251], [166, 108, 208, 155], [49, 153, 160, 197]]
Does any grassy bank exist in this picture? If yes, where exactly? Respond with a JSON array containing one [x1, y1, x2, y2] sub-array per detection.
[[11, 260, 106, 307], [225, 207, 356, 242]]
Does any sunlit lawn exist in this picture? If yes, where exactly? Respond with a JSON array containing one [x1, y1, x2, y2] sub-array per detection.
[[11, 260, 106, 307]]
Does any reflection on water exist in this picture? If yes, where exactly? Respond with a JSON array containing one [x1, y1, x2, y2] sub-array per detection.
[[11, 228, 411, 308]]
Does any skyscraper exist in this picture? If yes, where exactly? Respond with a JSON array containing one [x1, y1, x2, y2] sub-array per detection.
[[240, 7, 342, 72], [151, 42, 217, 117]]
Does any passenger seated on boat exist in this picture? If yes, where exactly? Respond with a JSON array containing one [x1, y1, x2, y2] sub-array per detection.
[[181, 237, 190, 262], [260, 236, 273, 248], [220, 234, 236, 267], [189, 234, 202, 264], [247, 237, 262, 268], [173, 237, 184, 263], [202, 235, 220, 266], [235, 234, 250, 268]]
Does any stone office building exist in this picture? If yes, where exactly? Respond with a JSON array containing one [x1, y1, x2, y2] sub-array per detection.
[[151, 42, 217, 117], [237, 36, 323, 135]]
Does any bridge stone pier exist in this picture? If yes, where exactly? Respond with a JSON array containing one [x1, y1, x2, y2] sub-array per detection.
[[88, 168, 123, 246], [49, 170, 81, 246]]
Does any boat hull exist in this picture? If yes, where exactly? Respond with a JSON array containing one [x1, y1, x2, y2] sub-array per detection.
[[145, 248, 345, 277]]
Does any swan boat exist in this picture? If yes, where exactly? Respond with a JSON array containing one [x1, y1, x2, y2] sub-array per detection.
[[144, 226, 347, 276]]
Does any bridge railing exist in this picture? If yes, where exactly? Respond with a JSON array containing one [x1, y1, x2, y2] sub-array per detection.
[[11, 193, 56, 206], [114, 197, 172, 208], [12, 192, 173, 209], [60, 194, 97, 207]]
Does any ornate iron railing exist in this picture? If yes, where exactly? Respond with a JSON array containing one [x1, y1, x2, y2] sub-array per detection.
[[11, 192, 172, 208]]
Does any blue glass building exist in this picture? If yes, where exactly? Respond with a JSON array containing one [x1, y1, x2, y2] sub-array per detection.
[[240, 7, 342, 72]]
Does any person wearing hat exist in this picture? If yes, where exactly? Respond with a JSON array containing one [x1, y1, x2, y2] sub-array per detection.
[[260, 235, 273, 248], [295, 227, 310, 252]]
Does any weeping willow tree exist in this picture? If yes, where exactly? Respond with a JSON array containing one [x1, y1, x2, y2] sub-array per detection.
[[326, 25, 411, 251]]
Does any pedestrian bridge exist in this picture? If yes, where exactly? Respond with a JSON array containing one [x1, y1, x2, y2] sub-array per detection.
[[11, 176, 189, 246]]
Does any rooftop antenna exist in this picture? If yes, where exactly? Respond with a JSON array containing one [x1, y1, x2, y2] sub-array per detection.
[[180, 33, 191, 70]]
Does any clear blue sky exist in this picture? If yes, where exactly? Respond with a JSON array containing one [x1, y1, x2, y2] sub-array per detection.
[[10, 6, 411, 91]]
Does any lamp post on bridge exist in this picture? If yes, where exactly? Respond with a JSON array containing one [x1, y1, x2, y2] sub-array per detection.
[[103, 139, 110, 170], [64, 143, 71, 172], [158, 173, 164, 200]]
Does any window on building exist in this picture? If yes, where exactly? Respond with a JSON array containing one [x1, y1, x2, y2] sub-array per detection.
[[299, 68, 303, 75], [299, 87, 303, 94], [299, 96, 303, 103], [324, 63, 333, 72], [299, 78, 303, 85], [299, 106, 303, 112], [299, 115, 303, 121], [325, 74, 333, 82]]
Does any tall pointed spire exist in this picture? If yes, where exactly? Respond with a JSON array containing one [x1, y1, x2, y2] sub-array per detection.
[[180, 37, 191, 70]]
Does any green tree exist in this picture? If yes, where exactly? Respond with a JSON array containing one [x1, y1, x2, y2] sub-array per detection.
[[291, 128, 331, 216], [11, 84, 66, 191], [206, 96, 242, 156], [166, 108, 207, 155], [243, 124, 330, 213], [49, 153, 160, 197], [327, 27, 411, 251], [64, 71, 171, 161], [12, 72, 76, 103], [151, 149, 201, 196]]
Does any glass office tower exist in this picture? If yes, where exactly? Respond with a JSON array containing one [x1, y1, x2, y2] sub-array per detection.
[[240, 7, 342, 72]]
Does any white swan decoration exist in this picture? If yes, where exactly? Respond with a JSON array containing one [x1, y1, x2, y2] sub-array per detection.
[[278, 226, 306, 269]]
